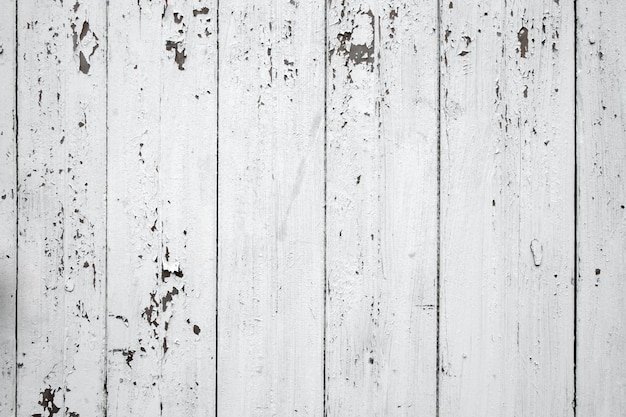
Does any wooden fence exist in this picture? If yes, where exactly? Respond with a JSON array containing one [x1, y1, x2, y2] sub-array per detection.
[[0, 0, 624, 415]]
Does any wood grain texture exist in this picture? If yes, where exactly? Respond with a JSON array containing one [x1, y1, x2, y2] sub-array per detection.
[[107, 0, 217, 415], [439, 0, 575, 415], [576, 1, 626, 414], [217, 1, 325, 415], [326, 1, 438, 415], [16, 0, 107, 415], [0, 0, 16, 414]]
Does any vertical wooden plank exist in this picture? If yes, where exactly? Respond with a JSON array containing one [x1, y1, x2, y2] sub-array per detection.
[[16, 0, 107, 415], [107, 0, 217, 415], [217, 1, 325, 415], [158, 1, 217, 415], [0, 0, 16, 414], [326, 1, 438, 415], [439, 0, 575, 416], [577, 1, 626, 414]]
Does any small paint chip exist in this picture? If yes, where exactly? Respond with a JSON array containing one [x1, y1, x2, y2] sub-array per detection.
[[193, 325, 201, 335], [518, 27, 529, 58], [79, 51, 90, 74], [193, 7, 209, 16]]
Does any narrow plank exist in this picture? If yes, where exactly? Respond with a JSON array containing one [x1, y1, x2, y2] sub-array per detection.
[[159, 0, 217, 414], [217, 1, 325, 415], [0, 0, 16, 414], [16, 0, 107, 415], [107, 0, 217, 415], [326, 1, 438, 415], [439, 0, 575, 416], [576, 1, 626, 414]]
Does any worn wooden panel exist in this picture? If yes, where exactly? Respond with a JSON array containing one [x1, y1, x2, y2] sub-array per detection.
[[439, 0, 575, 416], [217, 1, 325, 415], [107, 0, 217, 415], [0, 0, 16, 414], [326, 1, 438, 416], [576, 1, 626, 414], [16, 0, 107, 415]]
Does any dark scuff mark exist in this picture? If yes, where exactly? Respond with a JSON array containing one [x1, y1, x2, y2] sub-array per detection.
[[193, 324, 201, 335], [335, 10, 375, 71], [173, 12, 183, 24], [110, 314, 129, 326], [193, 7, 209, 16], [70, 23, 78, 50], [79, 51, 90, 74], [518, 27, 529, 58], [161, 287, 179, 312], [445, 29, 451, 43], [36, 387, 61, 416], [142, 291, 159, 328], [72, 0, 79, 11], [112, 348, 135, 367], [79, 21, 89, 41], [165, 40, 186, 70]]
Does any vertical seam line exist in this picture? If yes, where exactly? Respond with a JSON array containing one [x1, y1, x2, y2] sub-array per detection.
[[14, 0, 19, 414], [323, 0, 328, 415], [436, 0, 442, 415], [215, 1, 220, 416], [573, 0, 578, 414]]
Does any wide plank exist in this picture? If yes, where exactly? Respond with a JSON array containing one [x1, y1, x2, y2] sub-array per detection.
[[326, 1, 439, 415], [17, 0, 107, 415], [217, 1, 326, 415], [439, 0, 575, 415], [106, 0, 217, 415]]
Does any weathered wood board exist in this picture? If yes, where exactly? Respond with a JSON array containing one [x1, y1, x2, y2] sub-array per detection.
[[0, 0, 16, 414], [107, 0, 217, 416], [16, 0, 107, 415], [217, 1, 325, 415], [577, 1, 626, 415], [1, 0, 625, 416], [439, 0, 575, 416], [326, 1, 439, 415]]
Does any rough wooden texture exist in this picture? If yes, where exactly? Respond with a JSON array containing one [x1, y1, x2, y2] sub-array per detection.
[[16, 0, 107, 415], [439, 0, 575, 415], [107, 0, 217, 415], [577, 1, 626, 414], [217, 1, 325, 415], [326, 1, 438, 415], [0, 0, 16, 414]]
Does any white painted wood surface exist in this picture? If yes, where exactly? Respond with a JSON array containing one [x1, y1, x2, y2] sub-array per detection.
[[217, 2, 325, 415], [440, 0, 575, 416], [577, 1, 626, 415], [2, 0, 625, 416], [326, 1, 438, 415], [0, 0, 16, 414], [17, 0, 107, 415], [107, 0, 217, 415]]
